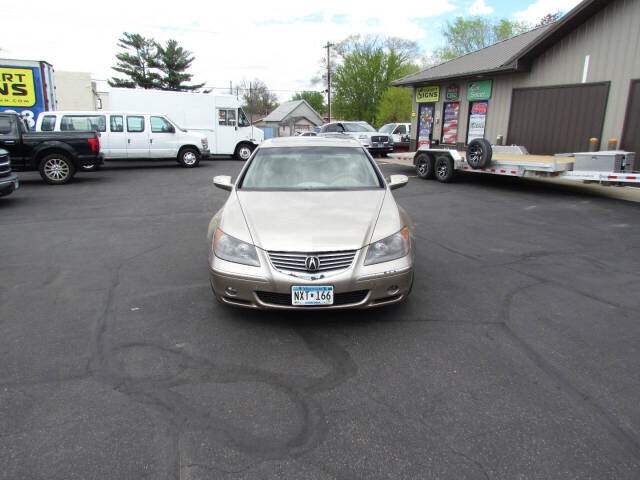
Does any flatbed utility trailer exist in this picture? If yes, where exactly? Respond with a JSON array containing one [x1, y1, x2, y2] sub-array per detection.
[[389, 139, 640, 185]]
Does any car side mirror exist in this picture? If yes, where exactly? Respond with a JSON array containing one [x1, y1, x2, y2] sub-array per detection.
[[213, 175, 234, 191], [388, 174, 408, 190]]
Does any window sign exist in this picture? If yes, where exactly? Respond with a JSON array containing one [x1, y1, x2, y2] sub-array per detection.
[[441, 103, 459, 144], [418, 103, 435, 147], [467, 80, 492, 101], [416, 86, 440, 103], [467, 101, 488, 142]]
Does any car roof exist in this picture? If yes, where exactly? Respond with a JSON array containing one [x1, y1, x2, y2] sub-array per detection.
[[259, 136, 363, 148]]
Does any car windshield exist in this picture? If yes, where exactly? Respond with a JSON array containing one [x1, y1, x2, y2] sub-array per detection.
[[379, 124, 395, 133], [239, 146, 383, 191], [343, 122, 376, 132]]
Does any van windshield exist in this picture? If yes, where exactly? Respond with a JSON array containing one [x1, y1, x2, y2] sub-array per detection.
[[166, 117, 187, 132]]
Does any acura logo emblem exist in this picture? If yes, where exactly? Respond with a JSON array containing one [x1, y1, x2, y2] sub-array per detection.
[[305, 256, 320, 272]]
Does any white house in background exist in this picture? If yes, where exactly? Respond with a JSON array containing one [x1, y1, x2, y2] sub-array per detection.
[[259, 100, 324, 136], [54, 71, 98, 110]]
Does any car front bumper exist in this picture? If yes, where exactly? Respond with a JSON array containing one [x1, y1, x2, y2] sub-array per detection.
[[0, 173, 19, 197], [209, 247, 414, 310]]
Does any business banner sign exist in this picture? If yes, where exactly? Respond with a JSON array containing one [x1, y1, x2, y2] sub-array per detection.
[[416, 86, 440, 103], [467, 80, 492, 101], [446, 84, 459, 100], [0, 66, 45, 129]]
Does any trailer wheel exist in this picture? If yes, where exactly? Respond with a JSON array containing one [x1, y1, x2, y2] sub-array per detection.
[[466, 138, 492, 169], [415, 153, 434, 179], [434, 155, 454, 183]]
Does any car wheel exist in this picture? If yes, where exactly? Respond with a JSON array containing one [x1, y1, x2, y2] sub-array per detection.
[[235, 143, 253, 161], [178, 147, 200, 168], [434, 155, 454, 183], [415, 153, 434, 179], [39, 153, 75, 185], [466, 138, 492, 169]]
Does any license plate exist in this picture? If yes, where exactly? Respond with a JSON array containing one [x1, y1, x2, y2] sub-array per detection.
[[376, 143, 382, 148], [291, 286, 333, 306]]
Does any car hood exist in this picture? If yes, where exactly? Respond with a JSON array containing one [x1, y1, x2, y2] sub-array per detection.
[[235, 190, 387, 252]]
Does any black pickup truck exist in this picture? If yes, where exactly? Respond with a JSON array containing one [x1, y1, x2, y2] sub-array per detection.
[[0, 112, 103, 184]]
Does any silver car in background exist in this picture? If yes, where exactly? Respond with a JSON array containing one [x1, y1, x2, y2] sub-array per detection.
[[207, 136, 414, 309]]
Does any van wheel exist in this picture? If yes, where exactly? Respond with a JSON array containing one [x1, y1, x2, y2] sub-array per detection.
[[39, 153, 75, 185], [434, 155, 454, 183], [466, 138, 492, 169], [235, 143, 254, 161], [178, 147, 200, 168], [415, 153, 434, 179]]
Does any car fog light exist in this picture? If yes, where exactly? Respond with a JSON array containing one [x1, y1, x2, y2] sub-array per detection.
[[387, 285, 399, 295], [225, 286, 238, 296]]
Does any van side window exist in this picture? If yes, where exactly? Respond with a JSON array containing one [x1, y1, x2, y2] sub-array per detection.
[[41, 115, 56, 131], [150, 116, 173, 133], [0, 117, 11, 135], [127, 116, 145, 133], [218, 109, 236, 126], [110, 115, 124, 132], [61, 115, 106, 132]]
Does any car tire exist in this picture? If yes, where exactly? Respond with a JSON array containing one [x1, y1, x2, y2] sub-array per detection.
[[234, 143, 254, 161], [177, 147, 200, 168], [415, 153, 434, 179], [39, 153, 76, 185], [434, 155, 454, 183], [466, 138, 492, 169]]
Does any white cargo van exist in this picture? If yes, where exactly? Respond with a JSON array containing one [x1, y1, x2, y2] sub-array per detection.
[[107, 88, 263, 160], [35, 111, 210, 169]]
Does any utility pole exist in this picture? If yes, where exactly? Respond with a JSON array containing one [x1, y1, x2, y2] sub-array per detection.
[[324, 42, 333, 122]]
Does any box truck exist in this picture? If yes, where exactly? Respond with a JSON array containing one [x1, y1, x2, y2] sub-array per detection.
[[108, 88, 263, 160], [0, 59, 56, 130]]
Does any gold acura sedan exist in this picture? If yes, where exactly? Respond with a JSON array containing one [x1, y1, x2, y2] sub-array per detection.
[[207, 136, 414, 309]]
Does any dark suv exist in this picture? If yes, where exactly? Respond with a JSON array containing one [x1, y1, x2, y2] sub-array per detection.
[[0, 148, 19, 197]]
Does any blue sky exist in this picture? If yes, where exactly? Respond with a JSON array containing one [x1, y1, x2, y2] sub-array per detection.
[[2, 0, 581, 99]]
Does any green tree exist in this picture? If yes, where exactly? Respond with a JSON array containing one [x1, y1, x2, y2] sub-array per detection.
[[434, 17, 530, 62], [156, 39, 204, 91], [376, 64, 421, 127], [240, 79, 279, 121], [536, 12, 562, 27], [291, 91, 326, 115], [331, 35, 419, 125], [109, 32, 161, 89]]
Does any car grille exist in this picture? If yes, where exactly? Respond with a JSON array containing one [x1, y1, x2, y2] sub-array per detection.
[[0, 152, 10, 178], [268, 250, 357, 273], [371, 135, 389, 143], [256, 290, 369, 307]]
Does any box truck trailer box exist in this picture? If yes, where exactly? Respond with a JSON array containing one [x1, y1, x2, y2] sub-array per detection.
[[0, 59, 56, 130], [108, 88, 263, 160]]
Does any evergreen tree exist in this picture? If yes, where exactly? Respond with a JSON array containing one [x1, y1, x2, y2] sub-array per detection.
[[109, 32, 161, 89], [156, 39, 204, 91]]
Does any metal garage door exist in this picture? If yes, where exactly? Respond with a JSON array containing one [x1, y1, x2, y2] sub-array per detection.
[[621, 79, 640, 155], [507, 83, 609, 154]]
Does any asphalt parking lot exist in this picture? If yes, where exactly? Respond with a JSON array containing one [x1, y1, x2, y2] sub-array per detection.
[[1, 158, 640, 479]]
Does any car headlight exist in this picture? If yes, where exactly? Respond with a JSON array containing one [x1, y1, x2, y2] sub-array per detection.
[[213, 229, 260, 266], [364, 228, 409, 265]]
